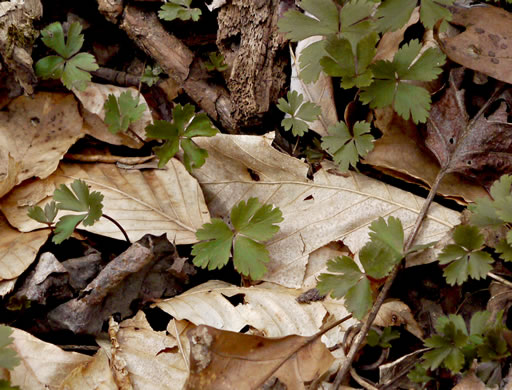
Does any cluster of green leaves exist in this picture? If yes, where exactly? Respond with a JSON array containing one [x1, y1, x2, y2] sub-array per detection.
[[411, 311, 511, 383], [104, 91, 147, 134], [277, 0, 450, 170], [0, 325, 20, 390], [141, 64, 163, 87], [276, 91, 321, 137], [145, 103, 218, 171], [317, 217, 430, 319], [204, 52, 228, 72], [159, 0, 201, 22], [191, 198, 283, 280], [367, 326, 400, 348], [35, 21, 99, 91], [28, 179, 103, 244]]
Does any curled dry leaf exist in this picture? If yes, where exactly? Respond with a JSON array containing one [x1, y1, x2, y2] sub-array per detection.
[[0, 161, 210, 244], [185, 324, 333, 390], [75, 82, 152, 148], [7, 327, 91, 389], [438, 4, 512, 84], [190, 133, 460, 288], [425, 67, 512, 184], [290, 37, 338, 137], [0, 92, 83, 197], [59, 349, 117, 390], [0, 213, 50, 285]]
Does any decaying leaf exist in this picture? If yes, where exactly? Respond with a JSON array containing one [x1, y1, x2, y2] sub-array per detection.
[[0, 161, 210, 244], [185, 324, 334, 390], [438, 4, 512, 84], [0, 92, 83, 196], [59, 349, 117, 390], [6, 327, 91, 389], [190, 133, 460, 287], [425, 67, 512, 184]]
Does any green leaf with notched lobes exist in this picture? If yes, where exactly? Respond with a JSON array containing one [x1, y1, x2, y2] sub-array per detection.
[[141, 65, 163, 87], [104, 92, 147, 134], [158, 0, 201, 22], [321, 121, 374, 172], [317, 256, 373, 319], [52, 214, 87, 244], [470, 175, 512, 227], [27, 201, 58, 225], [298, 40, 327, 84], [438, 225, 493, 285], [205, 52, 228, 72], [496, 239, 512, 262], [192, 219, 233, 270], [368, 216, 404, 258], [420, 0, 454, 29], [360, 40, 445, 124], [360, 241, 398, 279], [35, 22, 98, 91], [192, 198, 282, 280], [145, 104, 218, 170], [277, 91, 321, 137], [0, 326, 20, 371]]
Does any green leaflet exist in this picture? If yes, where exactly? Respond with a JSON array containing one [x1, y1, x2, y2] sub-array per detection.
[[158, 0, 202, 21], [104, 91, 147, 134], [276, 91, 321, 137]]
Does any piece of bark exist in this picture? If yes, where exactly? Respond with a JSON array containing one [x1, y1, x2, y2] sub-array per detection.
[[120, 5, 236, 132], [0, 0, 42, 95], [217, 0, 287, 127], [97, 0, 124, 24]]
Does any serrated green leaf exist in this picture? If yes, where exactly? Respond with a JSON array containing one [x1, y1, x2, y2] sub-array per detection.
[[278, 0, 339, 41], [369, 216, 404, 257], [60, 52, 99, 91], [159, 0, 202, 21], [407, 365, 432, 384], [192, 219, 233, 270], [27, 200, 58, 225], [205, 52, 228, 72], [233, 236, 270, 279], [420, 0, 454, 29], [52, 214, 86, 244], [321, 120, 374, 172], [453, 225, 484, 251], [0, 326, 20, 371], [345, 276, 373, 320], [496, 239, 512, 262], [470, 175, 512, 227], [376, 0, 416, 32], [316, 256, 365, 302], [277, 91, 321, 137], [141, 64, 163, 87], [360, 241, 398, 279], [298, 40, 327, 84], [181, 138, 208, 171], [231, 198, 283, 241], [184, 113, 219, 138], [40, 22, 83, 58], [104, 92, 147, 134], [470, 311, 491, 336], [339, 0, 376, 47], [360, 40, 445, 124], [35, 55, 65, 80]]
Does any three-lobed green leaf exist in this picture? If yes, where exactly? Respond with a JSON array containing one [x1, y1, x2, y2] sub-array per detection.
[[438, 225, 493, 285], [141, 64, 163, 87], [277, 91, 321, 137], [35, 22, 98, 91], [360, 39, 445, 124], [321, 121, 374, 172], [145, 103, 218, 171], [158, 0, 202, 22], [205, 52, 228, 72], [104, 91, 147, 134], [192, 198, 283, 280], [27, 201, 58, 225]]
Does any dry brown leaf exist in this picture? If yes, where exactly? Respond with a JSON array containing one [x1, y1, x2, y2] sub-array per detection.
[[364, 107, 488, 203], [425, 67, 512, 184], [0, 92, 83, 196], [74, 83, 152, 148], [374, 300, 423, 340], [185, 324, 334, 390], [290, 37, 337, 137], [191, 133, 460, 287], [452, 371, 487, 390], [438, 4, 512, 84], [59, 349, 117, 390], [0, 213, 50, 282], [154, 280, 353, 339], [7, 327, 91, 390], [97, 311, 189, 390], [0, 161, 210, 244]]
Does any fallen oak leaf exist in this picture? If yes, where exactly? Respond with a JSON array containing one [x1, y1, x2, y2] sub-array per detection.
[[185, 324, 334, 390]]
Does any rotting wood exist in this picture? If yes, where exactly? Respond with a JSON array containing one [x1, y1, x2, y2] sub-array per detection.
[[217, 0, 287, 128]]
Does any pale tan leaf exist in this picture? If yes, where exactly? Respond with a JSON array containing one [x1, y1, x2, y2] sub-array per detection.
[[8, 327, 91, 390], [0, 278, 16, 297], [0, 161, 210, 244], [154, 280, 355, 339], [59, 349, 117, 390], [0, 213, 50, 280], [191, 133, 460, 287], [290, 37, 337, 137], [74, 83, 152, 148], [97, 311, 188, 390], [0, 92, 83, 195]]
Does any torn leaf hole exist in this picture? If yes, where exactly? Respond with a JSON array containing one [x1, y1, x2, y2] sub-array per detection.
[[449, 138, 454, 145], [222, 293, 245, 307], [303, 195, 314, 201], [247, 168, 260, 181]]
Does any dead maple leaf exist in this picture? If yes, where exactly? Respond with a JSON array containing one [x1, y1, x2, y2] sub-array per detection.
[[185, 324, 333, 390], [425, 67, 512, 184], [438, 4, 512, 84]]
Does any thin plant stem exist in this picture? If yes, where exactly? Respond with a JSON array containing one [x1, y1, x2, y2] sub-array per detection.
[[102, 214, 131, 244], [333, 168, 447, 388]]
